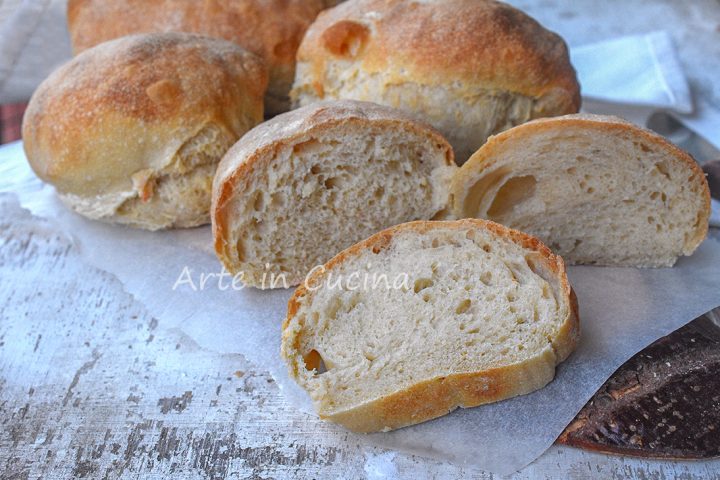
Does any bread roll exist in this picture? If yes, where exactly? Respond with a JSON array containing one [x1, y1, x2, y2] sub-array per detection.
[[452, 114, 711, 267], [67, 0, 341, 115], [291, 0, 580, 163], [23, 33, 267, 230], [282, 219, 579, 432], [212, 100, 456, 288]]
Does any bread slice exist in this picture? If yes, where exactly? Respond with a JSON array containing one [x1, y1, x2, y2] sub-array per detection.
[[281, 219, 579, 433], [212, 100, 456, 288], [451, 114, 711, 267]]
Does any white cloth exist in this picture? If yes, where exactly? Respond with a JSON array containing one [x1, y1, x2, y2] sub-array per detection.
[[0, 0, 70, 104], [572, 31, 720, 153]]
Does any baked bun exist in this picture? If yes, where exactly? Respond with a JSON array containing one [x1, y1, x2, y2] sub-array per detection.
[[291, 0, 580, 163], [282, 219, 579, 432], [23, 32, 267, 230], [212, 100, 456, 288], [452, 114, 711, 267], [67, 0, 341, 115]]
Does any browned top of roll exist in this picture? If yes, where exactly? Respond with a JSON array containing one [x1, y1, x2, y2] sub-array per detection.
[[67, 0, 338, 112], [23, 32, 267, 197], [298, 0, 579, 106]]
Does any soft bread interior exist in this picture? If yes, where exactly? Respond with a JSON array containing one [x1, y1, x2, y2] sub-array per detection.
[[220, 122, 455, 287], [453, 119, 709, 267], [282, 221, 576, 432]]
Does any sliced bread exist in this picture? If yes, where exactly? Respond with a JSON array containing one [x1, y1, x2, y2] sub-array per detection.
[[452, 114, 711, 267], [212, 100, 456, 288], [281, 219, 579, 433]]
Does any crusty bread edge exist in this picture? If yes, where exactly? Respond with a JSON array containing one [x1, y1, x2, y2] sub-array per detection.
[[282, 218, 580, 433], [211, 101, 456, 281], [452, 114, 711, 256]]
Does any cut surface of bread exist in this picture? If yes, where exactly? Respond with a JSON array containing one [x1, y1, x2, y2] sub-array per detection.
[[212, 101, 456, 288], [452, 114, 711, 267], [281, 219, 579, 433]]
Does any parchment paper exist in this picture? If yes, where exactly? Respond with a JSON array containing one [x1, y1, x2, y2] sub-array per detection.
[[1, 143, 719, 475]]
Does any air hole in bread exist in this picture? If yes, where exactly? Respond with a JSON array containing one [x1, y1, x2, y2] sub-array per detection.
[[294, 140, 321, 156], [479, 271, 493, 286], [461, 168, 510, 217], [324, 177, 340, 189], [654, 161, 671, 179], [487, 175, 537, 218], [235, 238, 246, 262], [252, 191, 264, 211], [504, 262, 519, 283], [321, 20, 369, 59], [326, 297, 343, 320], [303, 349, 328, 374], [455, 299, 472, 314], [414, 278, 434, 293]]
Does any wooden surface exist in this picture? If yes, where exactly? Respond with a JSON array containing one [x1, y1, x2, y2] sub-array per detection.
[[2, 0, 720, 479]]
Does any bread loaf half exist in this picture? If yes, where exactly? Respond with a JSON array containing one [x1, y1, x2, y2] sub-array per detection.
[[23, 33, 267, 230], [452, 114, 711, 267], [281, 219, 579, 432], [212, 100, 456, 288], [67, 0, 341, 115], [292, 0, 580, 163]]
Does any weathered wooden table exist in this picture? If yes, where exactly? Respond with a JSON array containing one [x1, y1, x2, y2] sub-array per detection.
[[2, 1, 720, 478]]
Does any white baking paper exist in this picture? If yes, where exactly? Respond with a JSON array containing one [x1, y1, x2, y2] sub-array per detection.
[[1, 144, 719, 475]]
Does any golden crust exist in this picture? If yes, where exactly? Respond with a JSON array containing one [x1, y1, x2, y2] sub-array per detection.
[[67, 0, 333, 113], [451, 114, 712, 254], [211, 100, 455, 277], [296, 0, 580, 108], [282, 219, 580, 432], [22, 32, 266, 224]]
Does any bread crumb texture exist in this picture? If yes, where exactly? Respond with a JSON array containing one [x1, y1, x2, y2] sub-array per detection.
[[212, 100, 457, 288], [452, 114, 711, 267], [282, 219, 579, 432]]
